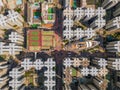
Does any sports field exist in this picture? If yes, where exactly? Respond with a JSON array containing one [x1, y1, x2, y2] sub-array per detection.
[[27, 30, 56, 51], [27, 30, 41, 51]]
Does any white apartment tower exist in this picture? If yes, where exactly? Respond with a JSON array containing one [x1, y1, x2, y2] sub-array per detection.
[[83, 8, 95, 21], [9, 32, 24, 45], [63, 7, 106, 40], [107, 58, 120, 70], [92, 58, 107, 68], [93, 77, 108, 90], [7, 10, 24, 27], [0, 61, 9, 90], [90, 18, 106, 30], [113, 3, 120, 17], [105, 16, 120, 30], [9, 67, 25, 90], [21, 58, 56, 90], [102, 0, 119, 10], [0, 14, 13, 29], [116, 72, 120, 88], [106, 41, 120, 52], [0, 10, 24, 30], [44, 58, 56, 90], [0, 42, 23, 55]]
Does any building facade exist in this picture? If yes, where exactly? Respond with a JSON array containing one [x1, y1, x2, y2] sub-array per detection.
[[102, 0, 119, 10], [106, 41, 120, 52], [0, 60, 9, 90]]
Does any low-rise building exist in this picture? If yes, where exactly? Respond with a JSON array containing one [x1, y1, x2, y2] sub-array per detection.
[[27, 1, 55, 29], [27, 2, 41, 25]]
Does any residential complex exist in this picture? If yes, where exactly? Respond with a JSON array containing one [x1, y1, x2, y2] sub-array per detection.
[[27, 1, 55, 29], [0, 0, 120, 90], [63, 7, 106, 40], [21, 58, 56, 90]]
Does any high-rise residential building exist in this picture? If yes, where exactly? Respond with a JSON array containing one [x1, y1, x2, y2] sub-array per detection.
[[78, 84, 98, 90], [102, 0, 119, 10], [63, 7, 106, 40], [105, 16, 120, 30], [21, 58, 33, 70], [93, 77, 108, 90], [90, 18, 106, 30], [95, 7, 106, 18], [74, 8, 84, 20], [0, 42, 23, 55], [9, 67, 25, 90], [0, 0, 4, 7], [0, 42, 22, 55], [7, 10, 24, 27], [116, 72, 120, 88], [8, 32, 24, 45], [63, 58, 73, 68], [107, 58, 120, 70], [0, 10, 24, 30], [63, 27, 96, 40], [0, 60, 9, 90], [21, 58, 56, 90], [91, 58, 107, 68], [0, 14, 13, 29], [78, 85, 89, 90], [63, 7, 74, 18], [113, 3, 120, 17], [82, 8, 95, 21], [86, 84, 98, 90], [44, 58, 56, 90], [106, 41, 120, 52]]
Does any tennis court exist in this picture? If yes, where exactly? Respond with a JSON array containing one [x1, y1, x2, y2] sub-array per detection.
[[27, 30, 56, 51]]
